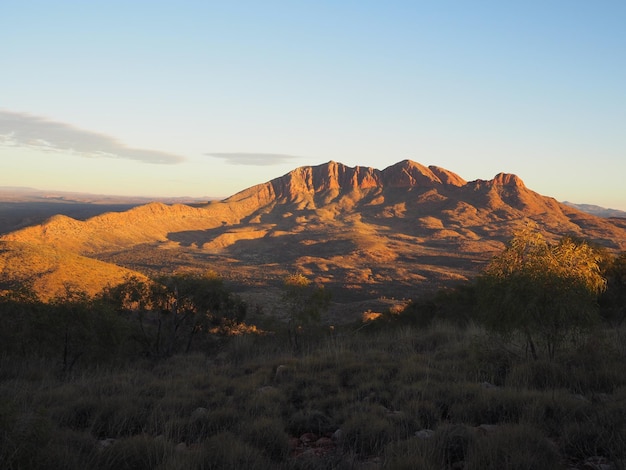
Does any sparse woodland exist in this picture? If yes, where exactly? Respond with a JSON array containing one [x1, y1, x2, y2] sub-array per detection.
[[1, 227, 626, 470]]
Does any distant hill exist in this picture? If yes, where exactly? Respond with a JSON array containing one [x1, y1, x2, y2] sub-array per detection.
[[562, 201, 626, 219], [2, 160, 626, 304], [0, 187, 212, 234]]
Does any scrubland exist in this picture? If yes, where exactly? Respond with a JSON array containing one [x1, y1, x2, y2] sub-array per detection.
[[1, 303, 625, 470]]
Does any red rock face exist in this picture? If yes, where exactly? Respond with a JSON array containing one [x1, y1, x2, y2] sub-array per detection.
[[3, 159, 626, 302], [230, 160, 468, 203], [491, 172, 526, 188]]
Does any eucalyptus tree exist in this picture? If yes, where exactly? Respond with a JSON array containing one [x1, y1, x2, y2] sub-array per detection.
[[477, 225, 606, 360], [282, 272, 331, 353]]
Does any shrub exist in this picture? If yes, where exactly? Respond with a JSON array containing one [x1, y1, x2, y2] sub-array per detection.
[[506, 360, 567, 390], [0, 408, 53, 470], [430, 424, 476, 467], [469, 336, 514, 386], [195, 431, 271, 469], [287, 409, 335, 437], [448, 388, 527, 425], [95, 434, 173, 470], [341, 408, 394, 456], [241, 416, 290, 461], [384, 438, 439, 470], [466, 424, 559, 470]]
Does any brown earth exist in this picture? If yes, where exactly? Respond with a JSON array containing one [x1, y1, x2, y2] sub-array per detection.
[[2, 160, 625, 310]]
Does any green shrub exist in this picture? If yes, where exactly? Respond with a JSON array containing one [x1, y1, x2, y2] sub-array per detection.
[[90, 397, 149, 438], [241, 416, 290, 461], [430, 424, 476, 467], [466, 424, 559, 470], [0, 408, 53, 470], [469, 337, 514, 386], [195, 431, 271, 469], [449, 388, 528, 425], [506, 360, 567, 390], [287, 409, 335, 437], [384, 438, 439, 470], [560, 406, 626, 461], [341, 408, 394, 456], [95, 434, 173, 470], [37, 429, 97, 470]]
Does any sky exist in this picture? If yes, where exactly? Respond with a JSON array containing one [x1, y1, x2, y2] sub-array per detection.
[[1, 1, 625, 210]]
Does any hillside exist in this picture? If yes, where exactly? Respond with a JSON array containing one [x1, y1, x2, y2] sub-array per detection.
[[0, 187, 211, 234], [2, 160, 626, 304], [0, 240, 146, 301]]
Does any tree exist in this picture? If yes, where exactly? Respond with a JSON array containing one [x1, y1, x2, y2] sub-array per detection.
[[102, 272, 247, 357], [599, 251, 626, 326], [282, 272, 331, 353], [476, 225, 606, 360], [154, 272, 247, 355]]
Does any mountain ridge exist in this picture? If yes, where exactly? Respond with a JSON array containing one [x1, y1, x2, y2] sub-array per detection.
[[1, 160, 625, 302]]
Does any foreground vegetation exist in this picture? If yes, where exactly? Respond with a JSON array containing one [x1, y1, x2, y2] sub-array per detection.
[[2, 318, 625, 470], [1, 228, 625, 469]]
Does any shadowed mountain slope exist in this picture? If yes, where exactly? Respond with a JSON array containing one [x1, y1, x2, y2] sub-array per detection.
[[2, 160, 625, 303]]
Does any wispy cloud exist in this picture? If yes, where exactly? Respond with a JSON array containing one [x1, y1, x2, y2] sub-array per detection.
[[205, 152, 303, 166], [0, 110, 185, 164]]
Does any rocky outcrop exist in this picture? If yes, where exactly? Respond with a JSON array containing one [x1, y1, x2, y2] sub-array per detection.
[[227, 160, 468, 206]]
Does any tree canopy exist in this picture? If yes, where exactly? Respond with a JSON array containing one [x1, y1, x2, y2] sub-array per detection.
[[476, 225, 606, 360]]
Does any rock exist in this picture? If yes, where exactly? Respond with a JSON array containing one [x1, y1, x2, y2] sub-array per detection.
[[257, 385, 279, 394], [332, 428, 344, 443], [415, 429, 435, 439], [98, 438, 116, 449], [476, 424, 498, 435], [275, 364, 289, 381], [300, 432, 318, 444], [315, 437, 334, 448], [175, 442, 187, 452], [288, 437, 301, 451], [190, 407, 209, 421], [480, 381, 498, 390], [593, 393, 610, 403]]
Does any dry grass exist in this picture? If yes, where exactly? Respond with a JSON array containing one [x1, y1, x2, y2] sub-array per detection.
[[2, 313, 625, 469]]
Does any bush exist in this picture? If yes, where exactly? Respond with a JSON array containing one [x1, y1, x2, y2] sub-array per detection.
[[466, 424, 559, 470], [341, 408, 394, 456], [95, 434, 173, 470], [384, 438, 439, 470], [196, 432, 271, 469], [430, 424, 476, 467], [287, 409, 335, 437], [506, 360, 567, 390], [241, 416, 290, 461]]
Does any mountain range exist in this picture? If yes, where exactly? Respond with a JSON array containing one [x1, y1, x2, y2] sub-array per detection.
[[2, 160, 625, 312]]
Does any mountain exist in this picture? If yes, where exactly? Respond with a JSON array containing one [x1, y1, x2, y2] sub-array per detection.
[[2, 160, 626, 305], [562, 201, 626, 219], [0, 187, 212, 234]]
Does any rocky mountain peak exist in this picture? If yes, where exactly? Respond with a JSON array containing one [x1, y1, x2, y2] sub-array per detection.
[[256, 160, 470, 202], [492, 172, 526, 188]]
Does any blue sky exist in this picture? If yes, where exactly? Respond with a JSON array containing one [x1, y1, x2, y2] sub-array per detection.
[[2, 1, 625, 209]]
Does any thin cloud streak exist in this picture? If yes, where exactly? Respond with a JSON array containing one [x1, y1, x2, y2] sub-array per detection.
[[0, 110, 185, 164], [205, 152, 303, 166]]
